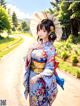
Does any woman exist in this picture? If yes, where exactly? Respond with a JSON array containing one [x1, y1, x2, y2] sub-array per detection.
[[24, 19, 58, 106]]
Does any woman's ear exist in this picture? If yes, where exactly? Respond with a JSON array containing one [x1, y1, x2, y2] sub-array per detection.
[[49, 26, 55, 36], [50, 26, 55, 32]]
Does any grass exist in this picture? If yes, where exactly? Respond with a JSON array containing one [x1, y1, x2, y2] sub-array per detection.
[[54, 40, 80, 78], [0, 37, 17, 50], [0, 32, 33, 59], [0, 36, 24, 58], [56, 55, 80, 78]]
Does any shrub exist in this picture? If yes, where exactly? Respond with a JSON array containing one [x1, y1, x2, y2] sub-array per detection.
[[66, 34, 74, 43], [72, 34, 80, 44], [77, 49, 80, 55], [65, 42, 71, 49], [76, 71, 80, 78], [0, 35, 4, 40], [12, 27, 16, 31], [61, 51, 68, 60], [71, 55, 78, 65], [77, 35, 80, 43], [56, 57, 80, 78]]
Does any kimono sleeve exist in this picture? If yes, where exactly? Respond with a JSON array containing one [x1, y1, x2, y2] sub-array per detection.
[[40, 47, 56, 76]]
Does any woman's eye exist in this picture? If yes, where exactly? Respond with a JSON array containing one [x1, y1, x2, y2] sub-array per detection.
[[43, 30, 46, 32]]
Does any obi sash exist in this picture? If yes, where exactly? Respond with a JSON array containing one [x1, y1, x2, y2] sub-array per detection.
[[30, 58, 46, 74]]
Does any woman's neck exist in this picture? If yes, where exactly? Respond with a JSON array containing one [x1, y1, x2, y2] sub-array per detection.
[[42, 37, 49, 43]]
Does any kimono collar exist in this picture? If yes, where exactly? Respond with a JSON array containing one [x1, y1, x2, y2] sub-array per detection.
[[42, 41, 52, 46]]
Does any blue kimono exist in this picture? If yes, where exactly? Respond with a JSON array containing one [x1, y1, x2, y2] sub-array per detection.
[[24, 41, 64, 106]]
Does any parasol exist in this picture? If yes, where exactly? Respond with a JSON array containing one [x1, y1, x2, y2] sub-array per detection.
[[30, 11, 62, 40]]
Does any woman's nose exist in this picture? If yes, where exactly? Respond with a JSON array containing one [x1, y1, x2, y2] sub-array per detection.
[[38, 31, 42, 36]]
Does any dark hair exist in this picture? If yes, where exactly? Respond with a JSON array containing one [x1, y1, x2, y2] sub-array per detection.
[[37, 19, 57, 42]]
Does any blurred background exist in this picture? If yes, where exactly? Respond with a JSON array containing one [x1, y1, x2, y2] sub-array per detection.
[[0, 0, 80, 106]]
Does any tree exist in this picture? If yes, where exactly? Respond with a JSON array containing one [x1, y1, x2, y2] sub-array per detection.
[[0, 6, 12, 32], [21, 21, 29, 32], [0, 0, 6, 9], [50, 0, 60, 11], [12, 12, 18, 30], [50, 0, 60, 16], [59, 0, 80, 37], [49, 0, 80, 40], [68, 1, 80, 36], [58, 0, 72, 38]]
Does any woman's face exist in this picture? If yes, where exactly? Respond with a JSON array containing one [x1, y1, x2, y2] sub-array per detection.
[[37, 27, 49, 40]]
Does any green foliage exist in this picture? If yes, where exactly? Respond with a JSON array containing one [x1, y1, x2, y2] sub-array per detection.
[[50, 0, 60, 16], [12, 12, 18, 28], [58, 1, 80, 37], [48, 8, 54, 14], [56, 57, 80, 78], [66, 34, 80, 44], [77, 48, 80, 55], [0, 34, 4, 39], [59, 1, 71, 21], [61, 51, 68, 60], [77, 35, 80, 43], [76, 71, 80, 78], [0, 6, 12, 32], [70, 11, 80, 19], [17, 24, 22, 31], [71, 55, 78, 65], [58, 1, 72, 37], [68, 1, 80, 19], [0, 36, 24, 58], [66, 34, 74, 43], [49, 0, 80, 39], [67, 33, 80, 44], [12, 26, 16, 31], [21, 21, 29, 32], [54, 35, 80, 78], [50, 1, 59, 11], [54, 39, 79, 62], [0, 0, 6, 8], [65, 43, 71, 50]]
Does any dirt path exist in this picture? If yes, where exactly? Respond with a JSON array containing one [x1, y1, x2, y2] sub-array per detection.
[[0, 35, 80, 106], [53, 69, 80, 106]]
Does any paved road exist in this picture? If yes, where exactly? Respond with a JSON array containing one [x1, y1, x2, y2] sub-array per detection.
[[0, 35, 80, 106]]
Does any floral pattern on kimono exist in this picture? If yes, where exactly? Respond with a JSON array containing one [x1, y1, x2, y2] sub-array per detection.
[[24, 41, 58, 106]]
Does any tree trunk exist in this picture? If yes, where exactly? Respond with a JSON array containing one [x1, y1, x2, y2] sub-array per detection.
[[71, 19, 78, 36]]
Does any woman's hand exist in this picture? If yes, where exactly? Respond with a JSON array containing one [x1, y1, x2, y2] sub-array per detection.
[[30, 75, 41, 86], [27, 42, 43, 62], [30, 41, 43, 50]]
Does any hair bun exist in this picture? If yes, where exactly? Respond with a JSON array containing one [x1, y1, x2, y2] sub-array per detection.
[[48, 32, 57, 42]]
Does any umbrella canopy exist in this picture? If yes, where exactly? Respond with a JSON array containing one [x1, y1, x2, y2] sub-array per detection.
[[30, 11, 62, 40]]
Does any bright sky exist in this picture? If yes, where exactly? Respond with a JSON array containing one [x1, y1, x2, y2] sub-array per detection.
[[7, 0, 53, 19]]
